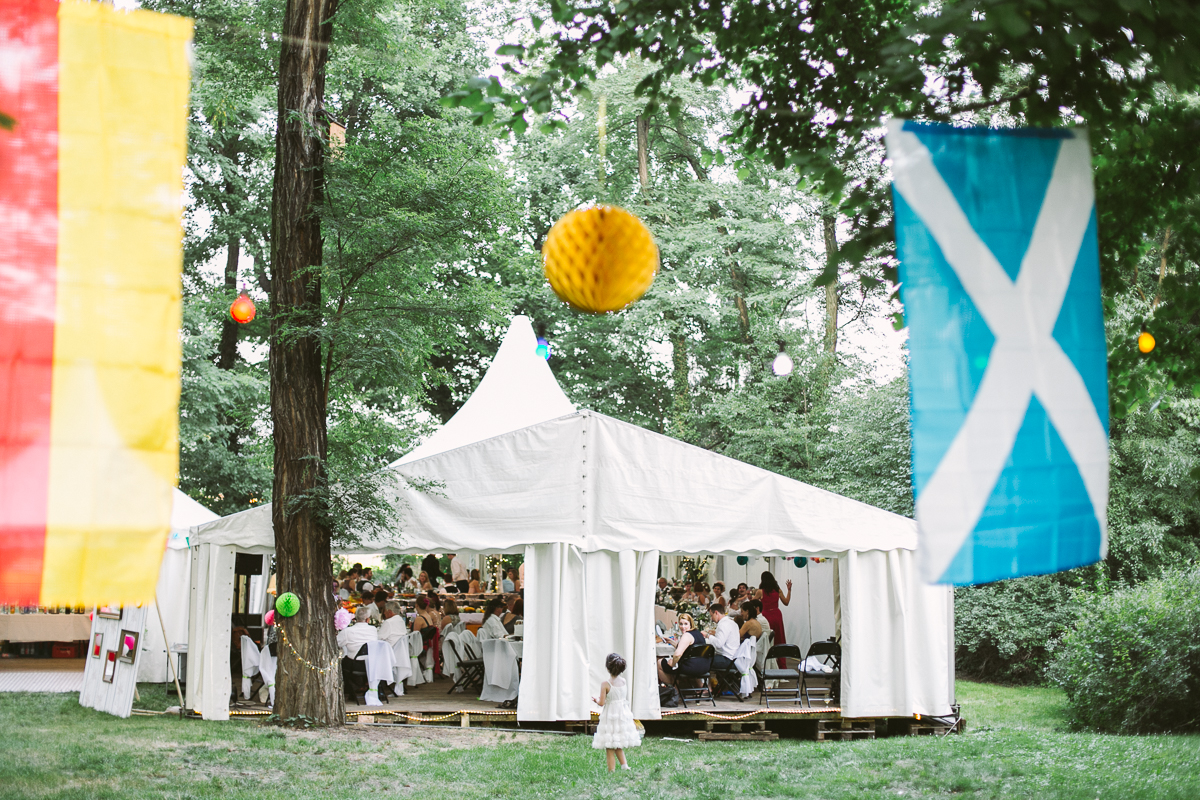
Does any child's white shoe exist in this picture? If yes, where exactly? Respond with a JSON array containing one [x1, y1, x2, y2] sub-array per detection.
[[620, 764, 630, 771]]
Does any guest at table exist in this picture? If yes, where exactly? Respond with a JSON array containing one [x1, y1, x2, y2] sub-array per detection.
[[468, 569, 482, 594], [410, 595, 442, 674], [440, 598, 461, 631], [657, 613, 706, 687], [337, 606, 378, 657], [655, 577, 669, 605], [712, 582, 725, 600], [680, 583, 696, 604], [449, 553, 469, 593], [421, 554, 444, 589], [479, 598, 508, 640], [378, 600, 408, 646], [418, 571, 434, 592], [736, 583, 749, 599], [502, 569, 516, 593], [739, 600, 763, 642], [502, 598, 523, 634], [694, 586, 710, 607], [367, 589, 388, 623], [705, 603, 739, 673]]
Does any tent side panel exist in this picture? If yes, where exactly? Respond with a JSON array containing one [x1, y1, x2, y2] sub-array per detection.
[[137, 547, 190, 682], [841, 549, 953, 718], [517, 543, 590, 721], [187, 543, 235, 720]]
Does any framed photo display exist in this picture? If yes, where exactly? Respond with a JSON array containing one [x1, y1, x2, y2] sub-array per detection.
[[118, 630, 139, 664], [97, 606, 122, 620], [91, 633, 103, 658], [102, 650, 117, 683]]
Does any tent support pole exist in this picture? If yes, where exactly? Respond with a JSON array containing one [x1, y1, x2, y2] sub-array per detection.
[[155, 594, 185, 718]]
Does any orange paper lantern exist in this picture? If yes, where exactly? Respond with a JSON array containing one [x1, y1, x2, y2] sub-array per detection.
[[230, 292, 256, 324], [1137, 331, 1155, 354]]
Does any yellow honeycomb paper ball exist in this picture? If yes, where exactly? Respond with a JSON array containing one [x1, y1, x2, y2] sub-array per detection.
[[542, 206, 659, 313], [1137, 331, 1155, 353]]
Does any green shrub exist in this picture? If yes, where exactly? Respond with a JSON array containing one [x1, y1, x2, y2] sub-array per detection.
[[954, 574, 1080, 683], [1049, 566, 1200, 733]]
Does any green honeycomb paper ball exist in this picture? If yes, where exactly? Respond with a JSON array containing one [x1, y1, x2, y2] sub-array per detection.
[[276, 592, 301, 618], [736, 555, 749, 566], [795, 557, 807, 568]]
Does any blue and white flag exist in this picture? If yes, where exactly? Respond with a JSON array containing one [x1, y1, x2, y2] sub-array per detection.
[[886, 121, 1109, 585]]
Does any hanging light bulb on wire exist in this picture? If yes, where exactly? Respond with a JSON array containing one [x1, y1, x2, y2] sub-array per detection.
[[771, 341, 794, 377], [536, 337, 552, 360]]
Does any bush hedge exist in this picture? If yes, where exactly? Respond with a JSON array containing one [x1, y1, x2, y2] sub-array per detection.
[[954, 574, 1079, 683], [1049, 567, 1200, 733]]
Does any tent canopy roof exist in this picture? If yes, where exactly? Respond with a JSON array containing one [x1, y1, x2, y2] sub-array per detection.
[[192, 317, 915, 556]]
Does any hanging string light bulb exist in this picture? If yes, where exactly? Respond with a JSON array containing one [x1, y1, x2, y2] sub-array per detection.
[[536, 337, 552, 360], [772, 341, 794, 376]]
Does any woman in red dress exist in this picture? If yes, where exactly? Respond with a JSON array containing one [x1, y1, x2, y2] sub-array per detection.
[[757, 571, 792, 667]]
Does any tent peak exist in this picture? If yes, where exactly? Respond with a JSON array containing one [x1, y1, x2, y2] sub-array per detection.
[[391, 316, 576, 466]]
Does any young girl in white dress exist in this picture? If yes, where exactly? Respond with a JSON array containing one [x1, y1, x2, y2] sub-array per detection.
[[592, 653, 640, 772]]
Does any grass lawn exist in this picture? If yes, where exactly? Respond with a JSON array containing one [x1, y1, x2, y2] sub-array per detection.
[[1, 681, 1197, 799]]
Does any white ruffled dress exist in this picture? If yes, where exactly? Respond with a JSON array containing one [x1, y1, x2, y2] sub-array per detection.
[[592, 677, 641, 750]]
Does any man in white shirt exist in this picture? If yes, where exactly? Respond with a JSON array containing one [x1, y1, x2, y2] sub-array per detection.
[[449, 553, 469, 593], [336, 607, 378, 657], [378, 600, 408, 647], [706, 604, 739, 671]]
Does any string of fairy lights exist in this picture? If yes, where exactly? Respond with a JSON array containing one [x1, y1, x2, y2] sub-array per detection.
[[277, 625, 341, 676]]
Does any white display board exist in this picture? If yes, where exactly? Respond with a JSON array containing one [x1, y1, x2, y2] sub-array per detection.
[[79, 605, 149, 718]]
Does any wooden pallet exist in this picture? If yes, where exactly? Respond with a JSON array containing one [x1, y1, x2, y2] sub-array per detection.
[[815, 719, 876, 741], [902, 718, 964, 736], [697, 730, 779, 741]]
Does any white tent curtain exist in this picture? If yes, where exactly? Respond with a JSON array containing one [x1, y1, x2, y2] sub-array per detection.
[[840, 548, 953, 718], [518, 544, 659, 722], [186, 543, 236, 721]]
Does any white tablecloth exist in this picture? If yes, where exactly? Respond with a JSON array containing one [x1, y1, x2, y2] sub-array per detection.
[[480, 638, 521, 702], [361, 640, 397, 706], [0, 614, 91, 642], [656, 643, 676, 657]]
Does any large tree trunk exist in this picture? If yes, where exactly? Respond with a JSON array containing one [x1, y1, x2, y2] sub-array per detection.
[[269, 0, 343, 727], [217, 234, 241, 371], [822, 214, 839, 354]]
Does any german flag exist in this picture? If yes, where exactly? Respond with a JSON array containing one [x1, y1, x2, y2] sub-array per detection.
[[0, 0, 192, 605]]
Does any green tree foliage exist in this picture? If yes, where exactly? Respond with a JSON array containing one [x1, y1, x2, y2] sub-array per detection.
[[1050, 566, 1200, 733]]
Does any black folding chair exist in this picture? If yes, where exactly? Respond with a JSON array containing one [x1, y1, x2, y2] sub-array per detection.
[[446, 638, 485, 695], [676, 644, 716, 708], [342, 643, 370, 702], [800, 638, 841, 707], [759, 644, 803, 706]]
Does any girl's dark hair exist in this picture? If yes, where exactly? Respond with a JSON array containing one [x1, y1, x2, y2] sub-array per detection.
[[743, 600, 760, 619], [426, 590, 441, 610], [513, 599, 524, 616], [483, 597, 506, 621], [415, 595, 429, 610], [605, 653, 627, 677], [760, 571, 781, 594]]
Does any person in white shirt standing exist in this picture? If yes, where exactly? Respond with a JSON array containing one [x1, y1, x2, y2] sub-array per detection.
[[378, 600, 408, 647], [336, 607, 378, 657], [705, 604, 739, 672], [449, 553, 469, 593]]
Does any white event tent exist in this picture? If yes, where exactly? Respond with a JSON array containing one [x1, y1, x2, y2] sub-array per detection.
[[189, 316, 954, 722], [136, 489, 219, 683]]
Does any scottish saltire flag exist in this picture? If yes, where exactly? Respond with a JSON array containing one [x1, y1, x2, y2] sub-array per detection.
[[886, 121, 1109, 585], [0, 0, 192, 605]]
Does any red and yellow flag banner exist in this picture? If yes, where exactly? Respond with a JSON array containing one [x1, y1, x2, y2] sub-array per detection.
[[0, 0, 192, 605]]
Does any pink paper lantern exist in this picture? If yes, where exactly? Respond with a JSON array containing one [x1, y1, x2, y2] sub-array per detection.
[[334, 608, 352, 631], [264, 609, 276, 627]]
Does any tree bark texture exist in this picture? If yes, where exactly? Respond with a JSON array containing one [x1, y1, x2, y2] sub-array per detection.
[[269, 0, 343, 727], [822, 214, 839, 354], [636, 115, 650, 191], [217, 234, 241, 371], [669, 332, 691, 440]]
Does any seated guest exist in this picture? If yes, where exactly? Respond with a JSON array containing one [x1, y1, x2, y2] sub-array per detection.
[[440, 598, 461, 631], [378, 600, 408, 646], [368, 588, 388, 623], [478, 598, 508, 640], [736, 582, 749, 599], [425, 591, 444, 625], [336, 606, 378, 657], [501, 568, 516, 593], [655, 577, 670, 605], [418, 571, 434, 592], [705, 603, 739, 672], [502, 598, 523, 634], [412, 595, 438, 641], [712, 582, 725, 600], [468, 569, 482, 594], [694, 587, 710, 606], [680, 583, 696, 603], [657, 613, 707, 687], [391, 563, 417, 592], [739, 600, 763, 641]]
